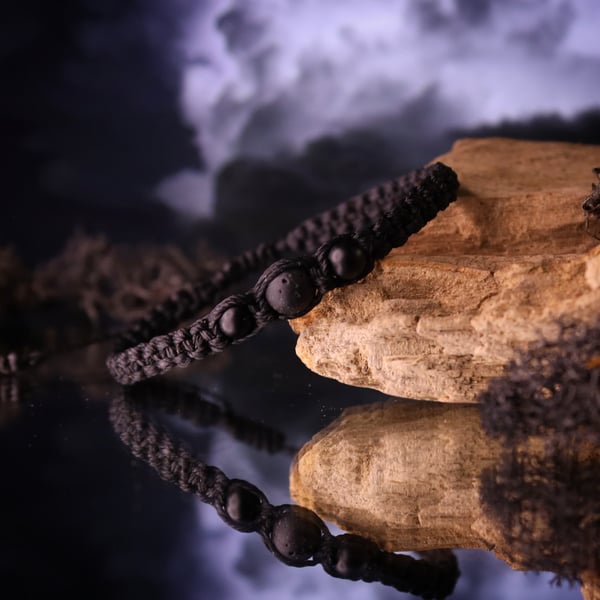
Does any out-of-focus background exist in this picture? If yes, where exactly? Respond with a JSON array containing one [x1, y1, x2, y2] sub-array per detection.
[[3, 0, 600, 261], [1, 1, 599, 598]]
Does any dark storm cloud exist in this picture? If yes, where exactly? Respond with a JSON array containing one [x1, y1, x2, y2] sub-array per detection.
[[168, 0, 600, 217], [413, 0, 493, 29], [1, 0, 203, 258], [216, 6, 267, 53], [454, 0, 493, 24], [412, 0, 577, 58], [6, 0, 600, 255], [509, 1, 575, 54], [455, 108, 600, 145]]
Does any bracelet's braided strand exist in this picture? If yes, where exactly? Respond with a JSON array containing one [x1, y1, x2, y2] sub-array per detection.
[[117, 166, 440, 350], [107, 162, 459, 385], [0, 164, 456, 379], [126, 380, 290, 454], [109, 391, 459, 599]]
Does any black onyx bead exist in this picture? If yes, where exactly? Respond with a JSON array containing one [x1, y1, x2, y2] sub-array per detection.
[[379, 552, 419, 593], [271, 505, 324, 564], [265, 269, 316, 318], [224, 480, 264, 530], [328, 238, 368, 281], [219, 305, 255, 339], [334, 534, 379, 580]]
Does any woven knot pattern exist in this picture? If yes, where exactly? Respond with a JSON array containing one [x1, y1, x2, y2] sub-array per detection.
[[106, 163, 459, 385]]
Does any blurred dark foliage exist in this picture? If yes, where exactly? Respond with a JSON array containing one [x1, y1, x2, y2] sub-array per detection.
[[0, 233, 221, 353], [479, 320, 600, 580], [481, 448, 600, 582], [480, 320, 600, 447]]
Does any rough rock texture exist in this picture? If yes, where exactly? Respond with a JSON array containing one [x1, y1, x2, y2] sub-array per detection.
[[583, 572, 600, 600], [290, 400, 503, 553], [291, 138, 600, 402], [290, 398, 600, 584]]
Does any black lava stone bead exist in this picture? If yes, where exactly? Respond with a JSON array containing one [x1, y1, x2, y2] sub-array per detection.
[[271, 505, 324, 564], [265, 268, 316, 318]]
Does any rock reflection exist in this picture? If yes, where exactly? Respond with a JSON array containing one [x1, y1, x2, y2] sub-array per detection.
[[290, 400, 504, 551], [291, 322, 600, 599], [292, 399, 599, 597]]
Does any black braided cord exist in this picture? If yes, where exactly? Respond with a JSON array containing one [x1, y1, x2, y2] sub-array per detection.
[[125, 380, 293, 455], [109, 386, 459, 599], [106, 162, 459, 385]]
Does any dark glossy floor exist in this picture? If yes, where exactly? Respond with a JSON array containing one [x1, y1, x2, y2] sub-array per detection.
[[0, 324, 585, 599]]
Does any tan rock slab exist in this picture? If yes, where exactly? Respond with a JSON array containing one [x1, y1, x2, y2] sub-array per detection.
[[291, 138, 600, 402]]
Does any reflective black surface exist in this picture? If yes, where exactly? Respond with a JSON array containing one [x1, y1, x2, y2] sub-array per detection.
[[0, 327, 585, 599]]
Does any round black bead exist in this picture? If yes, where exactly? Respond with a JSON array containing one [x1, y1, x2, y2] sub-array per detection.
[[333, 534, 379, 580], [379, 551, 419, 592], [223, 480, 264, 530], [218, 304, 255, 339], [265, 269, 316, 318], [271, 505, 324, 564], [328, 238, 368, 281]]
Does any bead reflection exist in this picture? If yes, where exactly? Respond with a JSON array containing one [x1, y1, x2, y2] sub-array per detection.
[[109, 380, 460, 599]]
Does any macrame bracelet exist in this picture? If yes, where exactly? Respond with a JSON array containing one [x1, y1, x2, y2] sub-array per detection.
[[109, 384, 459, 599], [106, 162, 459, 385]]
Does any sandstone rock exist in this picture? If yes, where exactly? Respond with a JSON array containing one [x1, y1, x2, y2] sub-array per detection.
[[291, 138, 600, 402], [290, 400, 503, 552], [583, 572, 600, 600], [290, 398, 600, 586]]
